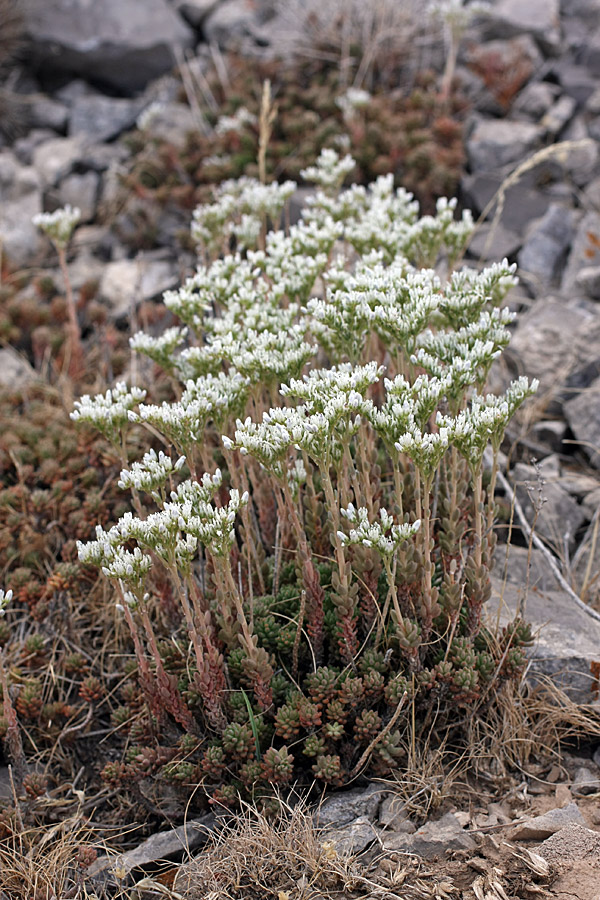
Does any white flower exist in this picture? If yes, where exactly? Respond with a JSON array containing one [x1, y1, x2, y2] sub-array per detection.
[[71, 382, 147, 445], [339, 504, 421, 559], [33, 205, 81, 248]]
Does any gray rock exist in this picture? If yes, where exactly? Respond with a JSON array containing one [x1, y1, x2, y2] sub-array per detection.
[[315, 783, 383, 828], [323, 816, 376, 856], [511, 802, 587, 840], [581, 485, 600, 520], [58, 171, 99, 223], [379, 795, 416, 834], [100, 255, 179, 319], [13, 128, 58, 165], [572, 765, 600, 796], [512, 460, 586, 551], [89, 814, 216, 877], [530, 419, 567, 454], [0, 151, 43, 266], [383, 812, 476, 858], [557, 116, 600, 187], [564, 375, 600, 469], [175, 0, 221, 28], [576, 265, 600, 299], [563, 212, 600, 294], [484, 0, 561, 54], [79, 142, 130, 174], [580, 26, 600, 77], [204, 0, 265, 45], [69, 95, 144, 143], [507, 300, 595, 395], [29, 96, 69, 132], [594, 745, 600, 768], [587, 87, 600, 117], [551, 61, 598, 104], [460, 172, 551, 234], [493, 544, 562, 596], [540, 95, 577, 137], [32, 136, 84, 188], [138, 102, 197, 149], [22, 0, 195, 94], [466, 222, 522, 261], [513, 81, 560, 119], [0, 348, 37, 389], [467, 118, 542, 173], [488, 574, 600, 705], [517, 204, 575, 289]]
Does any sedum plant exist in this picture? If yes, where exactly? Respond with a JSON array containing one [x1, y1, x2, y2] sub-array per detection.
[[74, 149, 537, 810]]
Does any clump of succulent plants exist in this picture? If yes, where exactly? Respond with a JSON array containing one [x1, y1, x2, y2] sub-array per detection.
[[119, 53, 467, 255], [69, 148, 537, 811]]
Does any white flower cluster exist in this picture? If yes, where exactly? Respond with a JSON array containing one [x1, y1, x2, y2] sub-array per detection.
[[132, 371, 250, 453], [281, 362, 383, 411], [71, 382, 147, 445], [429, 0, 489, 29], [215, 106, 257, 135], [179, 487, 249, 558], [395, 426, 451, 479], [130, 326, 188, 374], [438, 376, 539, 467], [336, 87, 371, 122], [118, 449, 186, 497], [440, 260, 518, 329], [301, 148, 356, 192], [0, 588, 13, 617], [78, 468, 243, 578], [177, 325, 315, 387], [371, 373, 450, 445], [33, 205, 81, 248], [78, 533, 153, 589], [339, 504, 421, 559], [136, 101, 164, 131], [191, 177, 296, 253]]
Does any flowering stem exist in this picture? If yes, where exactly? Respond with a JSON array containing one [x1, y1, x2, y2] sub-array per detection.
[[319, 462, 347, 590], [57, 244, 83, 377]]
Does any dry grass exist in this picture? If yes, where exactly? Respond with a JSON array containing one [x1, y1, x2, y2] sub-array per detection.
[[175, 796, 382, 900], [0, 817, 101, 900]]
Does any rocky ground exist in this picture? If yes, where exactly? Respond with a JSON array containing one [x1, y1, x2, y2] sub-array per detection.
[[1, 0, 600, 896]]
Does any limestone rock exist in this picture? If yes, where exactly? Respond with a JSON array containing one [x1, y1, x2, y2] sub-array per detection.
[[484, 0, 561, 54], [517, 204, 576, 289], [488, 572, 600, 705], [324, 816, 376, 856], [58, 171, 99, 223], [383, 812, 476, 858], [507, 300, 596, 396], [0, 151, 43, 266], [512, 460, 586, 551], [460, 172, 550, 234], [0, 348, 37, 389], [175, 0, 221, 28], [564, 375, 600, 468], [69, 95, 144, 144], [138, 102, 198, 149], [315, 783, 383, 828], [100, 256, 179, 320], [511, 802, 587, 840], [32, 136, 84, 188], [572, 765, 600, 796], [467, 118, 542, 172], [22, 0, 195, 94], [576, 265, 600, 300], [204, 0, 264, 46]]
